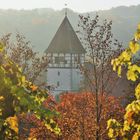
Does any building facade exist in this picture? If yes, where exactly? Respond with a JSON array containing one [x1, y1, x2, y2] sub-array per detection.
[[45, 15, 85, 95]]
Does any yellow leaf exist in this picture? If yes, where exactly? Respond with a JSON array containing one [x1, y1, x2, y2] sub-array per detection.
[[0, 109, 2, 116], [6, 116, 18, 134], [129, 41, 140, 54], [126, 65, 140, 81], [108, 128, 114, 138], [132, 133, 139, 140], [123, 121, 130, 131], [135, 83, 140, 99], [0, 96, 4, 101], [127, 69, 137, 81], [118, 66, 122, 77], [21, 76, 26, 84], [121, 51, 131, 61]]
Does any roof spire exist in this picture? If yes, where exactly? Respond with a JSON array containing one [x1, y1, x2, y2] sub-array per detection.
[[65, 3, 67, 17]]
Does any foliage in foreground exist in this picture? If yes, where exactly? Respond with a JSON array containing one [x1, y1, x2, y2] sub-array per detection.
[[55, 92, 124, 140], [2, 33, 49, 85], [78, 14, 123, 140], [0, 43, 60, 139], [107, 24, 140, 139]]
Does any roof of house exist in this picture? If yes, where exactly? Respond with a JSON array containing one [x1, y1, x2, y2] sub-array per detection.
[[45, 16, 86, 54]]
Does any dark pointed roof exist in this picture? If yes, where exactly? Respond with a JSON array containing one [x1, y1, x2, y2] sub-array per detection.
[[45, 16, 85, 54]]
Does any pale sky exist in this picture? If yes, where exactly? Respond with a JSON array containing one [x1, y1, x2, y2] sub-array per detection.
[[0, 0, 140, 12]]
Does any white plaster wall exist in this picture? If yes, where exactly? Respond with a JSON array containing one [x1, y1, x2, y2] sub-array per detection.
[[71, 69, 82, 90], [47, 68, 82, 95]]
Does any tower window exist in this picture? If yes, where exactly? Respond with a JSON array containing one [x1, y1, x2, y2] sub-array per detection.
[[59, 57, 65, 62], [58, 71, 60, 76], [74, 55, 80, 63], [55, 56, 65, 63], [57, 81, 60, 87], [55, 57, 59, 63]]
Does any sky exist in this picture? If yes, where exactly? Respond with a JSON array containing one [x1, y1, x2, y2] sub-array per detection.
[[0, 0, 140, 12]]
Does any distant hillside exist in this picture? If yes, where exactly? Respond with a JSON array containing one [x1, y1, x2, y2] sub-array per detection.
[[0, 5, 139, 53]]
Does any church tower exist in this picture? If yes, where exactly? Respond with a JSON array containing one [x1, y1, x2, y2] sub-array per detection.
[[45, 13, 86, 95]]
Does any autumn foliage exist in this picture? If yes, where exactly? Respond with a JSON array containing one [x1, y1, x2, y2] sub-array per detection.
[[0, 42, 60, 139], [55, 92, 124, 140], [18, 114, 58, 140], [107, 24, 140, 139]]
